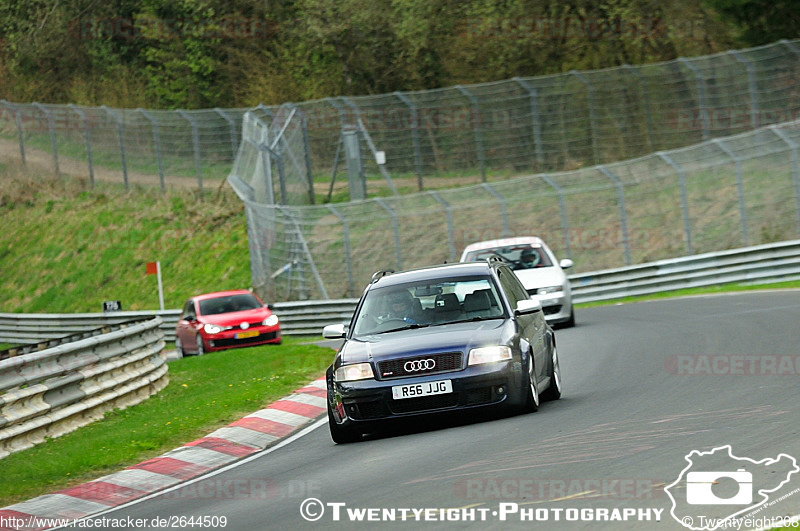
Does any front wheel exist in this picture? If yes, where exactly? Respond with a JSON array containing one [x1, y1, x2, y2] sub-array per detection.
[[523, 355, 540, 413], [541, 346, 562, 402], [195, 335, 205, 356], [328, 405, 361, 444], [175, 336, 185, 357]]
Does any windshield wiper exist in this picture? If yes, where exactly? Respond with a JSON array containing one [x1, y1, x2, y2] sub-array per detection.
[[377, 323, 430, 334], [445, 316, 504, 325]]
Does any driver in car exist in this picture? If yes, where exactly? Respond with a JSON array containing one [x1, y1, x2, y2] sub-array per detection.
[[386, 291, 418, 324], [519, 248, 541, 269]]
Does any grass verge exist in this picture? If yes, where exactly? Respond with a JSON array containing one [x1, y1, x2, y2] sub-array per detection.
[[0, 337, 335, 507]]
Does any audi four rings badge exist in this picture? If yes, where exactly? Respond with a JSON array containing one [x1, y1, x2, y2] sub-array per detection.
[[404, 359, 436, 372]]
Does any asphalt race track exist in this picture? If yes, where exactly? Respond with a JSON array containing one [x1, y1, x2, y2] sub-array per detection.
[[80, 291, 800, 530]]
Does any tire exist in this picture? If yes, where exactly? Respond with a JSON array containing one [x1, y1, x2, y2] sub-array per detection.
[[175, 336, 185, 357], [541, 345, 562, 402], [563, 308, 575, 328], [195, 335, 205, 356], [523, 354, 540, 413], [328, 405, 360, 444]]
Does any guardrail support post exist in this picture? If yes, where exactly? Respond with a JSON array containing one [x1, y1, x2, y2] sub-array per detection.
[[138, 109, 165, 192], [539, 174, 572, 260], [375, 198, 403, 271], [598, 165, 632, 265], [513, 78, 545, 171], [68, 105, 95, 188], [394, 91, 424, 190], [326, 205, 355, 297], [178, 110, 204, 192], [481, 183, 510, 237], [428, 191, 457, 261], [1, 100, 26, 165], [569, 71, 600, 165], [712, 139, 749, 246], [455, 85, 487, 182], [678, 58, 710, 141], [768, 126, 800, 237], [101, 105, 129, 189], [656, 152, 694, 255], [32, 102, 59, 176]]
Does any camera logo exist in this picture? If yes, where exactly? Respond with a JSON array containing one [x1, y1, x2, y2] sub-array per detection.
[[686, 469, 752, 505]]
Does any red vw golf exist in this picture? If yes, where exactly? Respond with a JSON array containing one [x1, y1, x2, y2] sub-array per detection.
[[175, 290, 281, 356]]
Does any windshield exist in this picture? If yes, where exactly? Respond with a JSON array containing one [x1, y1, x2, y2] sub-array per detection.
[[198, 294, 262, 315], [464, 244, 552, 271], [352, 276, 505, 337]]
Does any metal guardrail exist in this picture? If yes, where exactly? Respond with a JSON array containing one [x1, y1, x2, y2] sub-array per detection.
[[0, 317, 167, 458], [1, 241, 798, 348]]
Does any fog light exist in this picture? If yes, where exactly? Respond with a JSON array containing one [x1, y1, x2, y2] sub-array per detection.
[[497, 386, 505, 395]]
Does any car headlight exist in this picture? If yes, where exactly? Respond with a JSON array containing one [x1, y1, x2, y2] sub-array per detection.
[[334, 363, 375, 382], [468, 346, 512, 366], [537, 285, 563, 295], [203, 323, 225, 335], [263, 315, 279, 327]]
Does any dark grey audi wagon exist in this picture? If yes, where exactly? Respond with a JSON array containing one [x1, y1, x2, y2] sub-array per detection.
[[322, 258, 562, 443]]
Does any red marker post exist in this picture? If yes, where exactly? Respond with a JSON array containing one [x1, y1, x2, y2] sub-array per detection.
[[146, 261, 165, 311]]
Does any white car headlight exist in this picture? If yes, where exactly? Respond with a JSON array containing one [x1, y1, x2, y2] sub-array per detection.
[[334, 363, 375, 382], [263, 315, 279, 327], [537, 285, 563, 295], [203, 323, 225, 335], [468, 346, 512, 366]]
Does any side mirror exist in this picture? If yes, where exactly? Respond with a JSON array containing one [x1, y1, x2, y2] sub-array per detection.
[[322, 323, 347, 339], [559, 258, 574, 269], [515, 299, 542, 315]]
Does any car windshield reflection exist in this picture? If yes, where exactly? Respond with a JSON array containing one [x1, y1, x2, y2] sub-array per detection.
[[352, 277, 506, 338]]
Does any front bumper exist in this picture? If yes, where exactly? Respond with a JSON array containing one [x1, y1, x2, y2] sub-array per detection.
[[329, 360, 526, 426], [202, 326, 282, 351], [529, 291, 573, 324]]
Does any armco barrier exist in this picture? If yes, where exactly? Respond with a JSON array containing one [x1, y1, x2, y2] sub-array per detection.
[[1, 241, 799, 348], [0, 317, 167, 458]]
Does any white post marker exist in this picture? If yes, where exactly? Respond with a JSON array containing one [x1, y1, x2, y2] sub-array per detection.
[[146, 261, 165, 311]]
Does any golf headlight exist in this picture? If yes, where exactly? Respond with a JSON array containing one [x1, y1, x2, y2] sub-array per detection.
[[263, 315, 279, 327], [203, 323, 224, 334], [537, 285, 563, 295], [468, 346, 512, 365], [334, 363, 375, 382]]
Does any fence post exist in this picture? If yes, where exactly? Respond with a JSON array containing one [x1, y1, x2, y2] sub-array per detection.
[[481, 183, 510, 237], [340, 96, 397, 195], [622, 65, 655, 153], [394, 91, 424, 190], [68, 104, 95, 188], [728, 51, 760, 129], [32, 102, 59, 175], [656, 152, 694, 255], [455, 85, 487, 182], [569, 71, 600, 165], [214, 108, 239, 162], [712, 139, 749, 246], [256, 143, 276, 205], [678, 58, 710, 141], [178, 110, 203, 191], [325, 98, 348, 202], [428, 191, 456, 261], [137, 109, 165, 192], [296, 105, 316, 204], [539, 174, 572, 260], [100, 106, 129, 189], [375, 198, 403, 271], [512, 78, 545, 171], [767, 126, 800, 237], [325, 205, 354, 297], [598, 165, 632, 265], [1, 100, 26, 165]]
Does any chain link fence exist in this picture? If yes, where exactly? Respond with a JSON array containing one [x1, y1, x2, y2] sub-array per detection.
[[3, 39, 800, 195], [233, 121, 800, 300]]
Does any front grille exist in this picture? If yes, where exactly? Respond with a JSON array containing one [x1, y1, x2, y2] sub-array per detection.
[[377, 352, 463, 379], [389, 393, 459, 414], [213, 331, 278, 347]]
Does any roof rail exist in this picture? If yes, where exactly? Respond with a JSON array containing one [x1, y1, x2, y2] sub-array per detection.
[[370, 270, 395, 284]]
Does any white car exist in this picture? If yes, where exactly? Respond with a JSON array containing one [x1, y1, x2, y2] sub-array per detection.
[[460, 237, 575, 327]]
